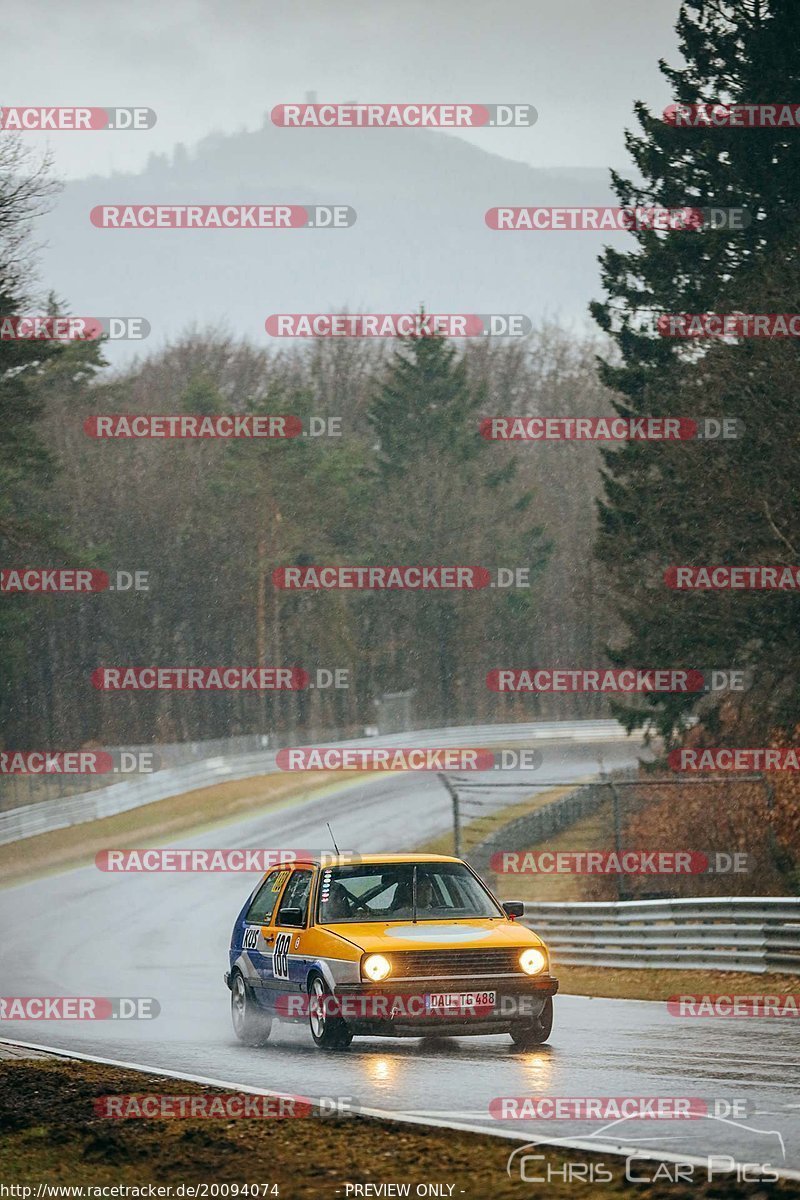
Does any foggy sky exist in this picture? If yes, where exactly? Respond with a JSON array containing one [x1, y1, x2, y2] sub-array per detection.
[[4, 0, 683, 180]]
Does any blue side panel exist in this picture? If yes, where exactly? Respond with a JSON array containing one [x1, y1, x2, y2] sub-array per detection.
[[228, 884, 261, 970]]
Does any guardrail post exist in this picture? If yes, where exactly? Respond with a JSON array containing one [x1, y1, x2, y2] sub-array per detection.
[[438, 772, 461, 858], [601, 770, 628, 901], [760, 773, 793, 880]]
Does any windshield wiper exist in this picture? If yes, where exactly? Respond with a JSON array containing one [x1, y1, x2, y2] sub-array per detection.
[[412, 864, 418, 924]]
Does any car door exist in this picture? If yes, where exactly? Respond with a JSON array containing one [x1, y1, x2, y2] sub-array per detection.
[[240, 866, 293, 997], [269, 867, 315, 1005]]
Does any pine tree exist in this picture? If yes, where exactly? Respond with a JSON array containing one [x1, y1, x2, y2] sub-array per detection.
[[0, 143, 104, 742], [366, 327, 547, 723], [590, 0, 800, 744], [368, 330, 482, 479]]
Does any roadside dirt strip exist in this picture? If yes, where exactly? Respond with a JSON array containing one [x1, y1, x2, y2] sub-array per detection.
[[3, 1040, 800, 1198]]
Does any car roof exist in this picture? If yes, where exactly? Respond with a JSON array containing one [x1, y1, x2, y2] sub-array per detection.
[[289, 853, 463, 868]]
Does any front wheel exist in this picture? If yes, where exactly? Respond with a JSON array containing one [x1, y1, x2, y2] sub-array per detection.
[[231, 971, 272, 1046], [308, 974, 353, 1049], [510, 996, 553, 1048]]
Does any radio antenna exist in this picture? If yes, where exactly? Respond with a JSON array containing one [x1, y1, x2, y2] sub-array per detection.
[[326, 822, 341, 856]]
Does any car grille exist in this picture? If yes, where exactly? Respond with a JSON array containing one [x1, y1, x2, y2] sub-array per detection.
[[386, 949, 523, 979]]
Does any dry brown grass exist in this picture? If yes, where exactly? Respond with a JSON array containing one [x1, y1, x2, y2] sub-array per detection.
[[0, 771, 358, 887]]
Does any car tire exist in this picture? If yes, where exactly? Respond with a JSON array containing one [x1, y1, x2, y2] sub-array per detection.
[[308, 973, 353, 1050], [230, 970, 272, 1046], [510, 996, 553, 1048]]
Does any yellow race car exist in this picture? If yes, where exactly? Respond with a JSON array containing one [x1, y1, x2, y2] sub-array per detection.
[[225, 853, 558, 1049]]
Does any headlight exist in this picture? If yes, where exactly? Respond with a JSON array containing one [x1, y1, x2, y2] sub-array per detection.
[[519, 948, 547, 976], [362, 953, 392, 982]]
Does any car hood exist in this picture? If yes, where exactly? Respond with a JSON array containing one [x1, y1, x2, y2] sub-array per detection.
[[322, 917, 545, 954]]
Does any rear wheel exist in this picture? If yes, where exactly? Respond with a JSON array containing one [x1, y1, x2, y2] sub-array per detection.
[[510, 996, 553, 1048], [231, 971, 272, 1046], [308, 974, 353, 1049]]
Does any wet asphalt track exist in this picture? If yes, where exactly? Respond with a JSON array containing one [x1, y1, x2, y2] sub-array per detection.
[[2, 734, 799, 1177]]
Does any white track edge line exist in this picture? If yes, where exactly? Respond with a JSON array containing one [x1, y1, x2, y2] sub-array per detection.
[[2, 1036, 798, 1181]]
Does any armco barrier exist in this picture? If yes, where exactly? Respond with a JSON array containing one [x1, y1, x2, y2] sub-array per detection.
[[0, 720, 629, 846], [522, 896, 800, 973]]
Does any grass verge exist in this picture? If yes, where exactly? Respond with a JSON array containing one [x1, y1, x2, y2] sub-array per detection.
[[0, 771, 367, 889], [488, 798, 619, 901], [2, 1055, 799, 1197], [416, 785, 576, 857], [555, 965, 800, 1001]]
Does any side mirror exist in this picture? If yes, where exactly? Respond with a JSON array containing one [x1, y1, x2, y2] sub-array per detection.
[[278, 907, 305, 928], [502, 901, 524, 919]]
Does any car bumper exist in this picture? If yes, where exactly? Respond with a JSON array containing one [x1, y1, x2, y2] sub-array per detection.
[[332, 974, 558, 1036]]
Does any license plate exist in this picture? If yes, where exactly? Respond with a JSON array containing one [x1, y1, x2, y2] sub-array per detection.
[[425, 990, 496, 1011]]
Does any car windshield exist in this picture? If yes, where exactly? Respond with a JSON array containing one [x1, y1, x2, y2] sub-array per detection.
[[317, 862, 503, 923]]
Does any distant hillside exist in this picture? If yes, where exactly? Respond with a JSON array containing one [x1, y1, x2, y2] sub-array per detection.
[[36, 119, 621, 360]]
